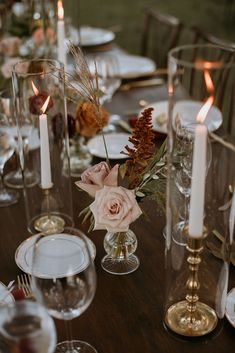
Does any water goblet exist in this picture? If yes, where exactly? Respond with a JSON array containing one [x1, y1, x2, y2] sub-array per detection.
[[0, 115, 19, 207], [31, 227, 97, 353], [95, 55, 121, 132], [0, 90, 39, 189], [0, 300, 56, 353], [173, 122, 212, 246]]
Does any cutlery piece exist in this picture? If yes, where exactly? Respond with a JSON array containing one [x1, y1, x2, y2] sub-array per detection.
[[0, 280, 15, 302], [116, 119, 132, 133], [119, 78, 165, 91], [17, 274, 33, 299]]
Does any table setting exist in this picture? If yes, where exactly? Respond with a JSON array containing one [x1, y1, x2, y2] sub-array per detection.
[[0, 1, 234, 353]]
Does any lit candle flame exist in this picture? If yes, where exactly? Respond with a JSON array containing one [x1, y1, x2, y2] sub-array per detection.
[[195, 60, 222, 70], [31, 81, 39, 96], [41, 96, 51, 114], [57, 0, 64, 20], [196, 70, 214, 124]]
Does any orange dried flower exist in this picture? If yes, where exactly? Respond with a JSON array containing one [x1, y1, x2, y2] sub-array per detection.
[[75, 101, 109, 137], [124, 107, 155, 188]]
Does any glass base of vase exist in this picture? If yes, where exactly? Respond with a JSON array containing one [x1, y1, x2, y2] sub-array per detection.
[[0, 189, 20, 207], [101, 254, 139, 275], [4, 169, 39, 189], [55, 340, 97, 353]]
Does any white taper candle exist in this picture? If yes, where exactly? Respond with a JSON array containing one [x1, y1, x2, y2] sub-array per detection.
[[188, 124, 207, 238], [39, 113, 52, 189]]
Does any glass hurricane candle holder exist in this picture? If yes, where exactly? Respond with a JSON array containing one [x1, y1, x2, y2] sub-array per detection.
[[165, 44, 235, 338], [12, 58, 74, 234]]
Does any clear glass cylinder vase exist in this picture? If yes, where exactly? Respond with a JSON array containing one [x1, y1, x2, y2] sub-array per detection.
[[12, 59, 73, 234], [101, 229, 139, 275], [164, 44, 235, 338]]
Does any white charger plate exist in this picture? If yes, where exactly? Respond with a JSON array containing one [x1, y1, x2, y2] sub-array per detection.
[[15, 233, 96, 278], [140, 99, 223, 134], [115, 54, 156, 79], [226, 288, 235, 327], [0, 282, 14, 304], [87, 133, 132, 159], [68, 26, 115, 47]]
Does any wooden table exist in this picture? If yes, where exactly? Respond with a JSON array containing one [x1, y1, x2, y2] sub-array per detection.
[[1, 84, 235, 353]]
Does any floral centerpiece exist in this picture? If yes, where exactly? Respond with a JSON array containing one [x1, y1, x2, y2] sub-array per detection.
[[63, 45, 167, 274]]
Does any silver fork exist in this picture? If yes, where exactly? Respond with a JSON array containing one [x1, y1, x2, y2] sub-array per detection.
[[17, 274, 33, 299]]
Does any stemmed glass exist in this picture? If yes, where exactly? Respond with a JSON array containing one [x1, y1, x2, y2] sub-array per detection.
[[11, 64, 40, 189], [173, 122, 212, 246], [0, 300, 56, 353], [95, 55, 121, 132], [31, 227, 97, 353], [0, 90, 39, 189], [0, 114, 19, 207]]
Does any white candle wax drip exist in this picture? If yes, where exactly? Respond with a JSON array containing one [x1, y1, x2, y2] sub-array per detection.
[[39, 113, 52, 189], [188, 124, 208, 238]]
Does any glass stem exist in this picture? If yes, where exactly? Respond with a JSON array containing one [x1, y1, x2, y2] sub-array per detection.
[[0, 166, 6, 192], [184, 195, 189, 221], [23, 137, 29, 171], [64, 319, 74, 352]]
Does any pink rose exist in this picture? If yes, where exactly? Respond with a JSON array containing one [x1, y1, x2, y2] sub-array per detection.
[[75, 162, 119, 197], [0, 37, 22, 57], [32, 27, 56, 46], [1, 57, 21, 78], [90, 186, 142, 232]]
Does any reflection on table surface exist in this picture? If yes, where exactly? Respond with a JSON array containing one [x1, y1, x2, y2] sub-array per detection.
[[0, 84, 235, 353]]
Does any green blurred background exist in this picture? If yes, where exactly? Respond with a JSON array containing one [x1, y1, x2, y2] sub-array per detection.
[[64, 0, 235, 54]]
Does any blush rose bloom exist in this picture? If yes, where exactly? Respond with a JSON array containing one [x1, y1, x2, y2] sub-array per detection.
[[75, 162, 119, 197], [1, 57, 20, 78], [90, 185, 142, 232], [0, 37, 22, 57]]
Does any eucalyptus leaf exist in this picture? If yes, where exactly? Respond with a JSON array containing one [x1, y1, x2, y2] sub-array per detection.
[[136, 191, 145, 197]]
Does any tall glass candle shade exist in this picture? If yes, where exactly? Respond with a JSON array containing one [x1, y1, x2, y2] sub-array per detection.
[[165, 44, 235, 338], [12, 59, 73, 234]]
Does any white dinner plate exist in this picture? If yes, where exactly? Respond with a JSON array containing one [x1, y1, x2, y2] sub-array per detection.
[[87, 133, 132, 159], [226, 288, 235, 327], [174, 100, 222, 132], [0, 282, 14, 305], [140, 99, 223, 134], [86, 51, 156, 80], [115, 54, 156, 79], [15, 233, 96, 278], [68, 26, 115, 47]]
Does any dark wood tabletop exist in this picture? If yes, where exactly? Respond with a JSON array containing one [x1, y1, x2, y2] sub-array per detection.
[[1, 84, 235, 353]]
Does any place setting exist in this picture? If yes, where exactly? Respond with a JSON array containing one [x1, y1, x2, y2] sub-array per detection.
[[0, 1, 235, 353]]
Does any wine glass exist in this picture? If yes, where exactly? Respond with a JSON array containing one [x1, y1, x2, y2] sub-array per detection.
[[0, 114, 19, 207], [0, 90, 39, 189], [173, 122, 212, 245], [0, 300, 56, 353], [12, 61, 45, 189], [31, 227, 97, 353], [95, 55, 121, 132]]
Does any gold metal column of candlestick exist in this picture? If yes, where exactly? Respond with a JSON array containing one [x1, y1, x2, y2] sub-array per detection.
[[34, 188, 65, 234], [165, 234, 218, 336]]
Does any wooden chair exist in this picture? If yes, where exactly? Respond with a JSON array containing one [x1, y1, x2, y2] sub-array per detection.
[[140, 8, 183, 68]]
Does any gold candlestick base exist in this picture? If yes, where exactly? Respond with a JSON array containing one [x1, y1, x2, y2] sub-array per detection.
[[165, 300, 218, 337], [34, 214, 65, 234]]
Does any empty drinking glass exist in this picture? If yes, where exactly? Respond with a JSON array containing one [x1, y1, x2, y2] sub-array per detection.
[[0, 114, 19, 207], [0, 300, 56, 353], [31, 227, 97, 353]]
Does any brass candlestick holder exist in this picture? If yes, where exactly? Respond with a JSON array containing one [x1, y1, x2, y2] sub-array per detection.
[[34, 187, 65, 234], [165, 231, 218, 337]]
